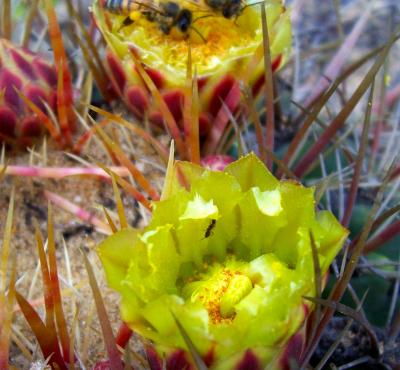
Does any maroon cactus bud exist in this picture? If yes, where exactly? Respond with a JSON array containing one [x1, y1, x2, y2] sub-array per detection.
[[0, 106, 17, 138]]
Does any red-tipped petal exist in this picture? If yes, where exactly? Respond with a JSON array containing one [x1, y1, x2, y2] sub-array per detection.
[[107, 52, 126, 93], [167, 349, 193, 370], [208, 75, 237, 117], [278, 332, 304, 370], [235, 350, 261, 370], [203, 347, 215, 367], [197, 77, 208, 92], [144, 67, 165, 89], [115, 322, 133, 348], [146, 345, 163, 370], [126, 85, 150, 117], [163, 90, 184, 125], [199, 113, 211, 137]]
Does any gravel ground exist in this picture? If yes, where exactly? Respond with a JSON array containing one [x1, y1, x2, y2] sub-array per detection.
[[1, 132, 165, 368]]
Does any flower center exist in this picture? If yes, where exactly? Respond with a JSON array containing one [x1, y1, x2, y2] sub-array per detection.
[[185, 265, 253, 324]]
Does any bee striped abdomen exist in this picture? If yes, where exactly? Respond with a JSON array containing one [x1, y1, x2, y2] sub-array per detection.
[[101, 0, 139, 14]]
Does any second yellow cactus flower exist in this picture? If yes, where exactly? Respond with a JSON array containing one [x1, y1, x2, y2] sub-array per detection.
[[93, 0, 291, 137]]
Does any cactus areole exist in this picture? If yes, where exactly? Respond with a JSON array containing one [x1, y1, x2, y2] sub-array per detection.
[[98, 153, 348, 369], [92, 0, 291, 135]]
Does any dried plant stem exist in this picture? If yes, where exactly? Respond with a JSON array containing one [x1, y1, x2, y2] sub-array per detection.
[[1, 165, 130, 179], [81, 252, 124, 370], [301, 160, 397, 366], [363, 219, 400, 254], [341, 81, 375, 227], [44, 190, 111, 234], [302, 7, 371, 109], [294, 27, 399, 177]]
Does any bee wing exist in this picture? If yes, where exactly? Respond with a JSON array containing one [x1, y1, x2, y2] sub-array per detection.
[[131, 0, 164, 14], [245, 0, 265, 5]]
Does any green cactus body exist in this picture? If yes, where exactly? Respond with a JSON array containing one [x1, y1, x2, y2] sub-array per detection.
[[98, 153, 348, 369]]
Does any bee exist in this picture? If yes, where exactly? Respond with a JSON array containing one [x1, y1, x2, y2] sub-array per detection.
[[204, 0, 243, 18], [100, 0, 204, 39], [155, 1, 193, 35], [100, 0, 142, 14], [189, 0, 262, 20]]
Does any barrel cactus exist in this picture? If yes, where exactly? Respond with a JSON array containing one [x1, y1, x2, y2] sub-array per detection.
[[0, 38, 57, 147], [92, 0, 291, 143], [98, 153, 348, 369]]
